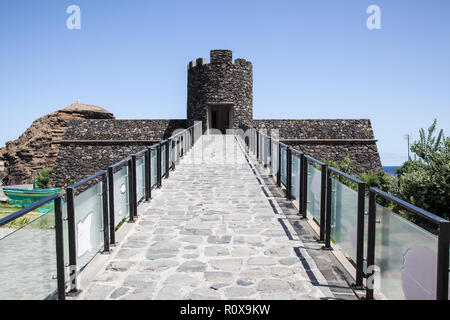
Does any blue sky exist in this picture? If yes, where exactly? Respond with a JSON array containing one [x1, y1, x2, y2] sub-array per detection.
[[0, 0, 449, 166]]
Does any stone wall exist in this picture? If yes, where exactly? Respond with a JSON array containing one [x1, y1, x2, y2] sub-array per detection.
[[63, 119, 188, 141], [187, 50, 253, 131], [51, 119, 188, 187], [50, 50, 383, 186], [242, 119, 382, 174], [248, 119, 375, 139], [0, 104, 114, 185]]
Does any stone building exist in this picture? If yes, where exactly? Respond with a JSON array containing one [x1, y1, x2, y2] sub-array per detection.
[[47, 49, 380, 186]]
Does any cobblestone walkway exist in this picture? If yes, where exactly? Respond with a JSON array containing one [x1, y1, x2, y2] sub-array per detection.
[[79, 135, 342, 300]]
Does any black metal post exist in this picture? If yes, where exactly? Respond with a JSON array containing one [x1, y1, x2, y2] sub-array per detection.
[[319, 164, 327, 242], [355, 182, 366, 288], [164, 140, 169, 178], [54, 196, 66, 300], [286, 148, 292, 200], [366, 190, 377, 300], [101, 173, 110, 253], [157, 144, 162, 188], [181, 135, 184, 158], [303, 156, 308, 219], [144, 148, 150, 201], [268, 137, 272, 171], [128, 158, 135, 223], [436, 221, 450, 300], [172, 140, 176, 171], [108, 167, 116, 245], [131, 155, 137, 218], [66, 186, 79, 294], [145, 149, 151, 201], [324, 169, 332, 249], [277, 143, 281, 187], [256, 131, 259, 160], [299, 154, 307, 218]]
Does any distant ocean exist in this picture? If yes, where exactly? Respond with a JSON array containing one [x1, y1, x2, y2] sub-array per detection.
[[383, 166, 401, 176]]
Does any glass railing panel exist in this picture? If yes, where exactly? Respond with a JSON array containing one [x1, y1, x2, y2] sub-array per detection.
[[73, 182, 104, 269], [0, 208, 58, 300], [113, 166, 129, 228], [330, 178, 358, 264], [374, 203, 439, 300], [307, 163, 322, 222], [281, 148, 287, 186], [271, 141, 278, 175], [291, 155, 299, 200], [266, 138, 271, 167], [262, 136, 267, 165], [62, 201, 70, 285], [136, 156, 145, 202], [151, 149, 157, 187]]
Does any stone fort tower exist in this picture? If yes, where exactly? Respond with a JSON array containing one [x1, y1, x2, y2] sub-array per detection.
[[187, 50, 253, 133], [46, 49, 382, 187]]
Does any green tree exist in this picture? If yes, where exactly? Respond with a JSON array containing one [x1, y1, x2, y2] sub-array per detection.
[[397, 119, 449, 221]]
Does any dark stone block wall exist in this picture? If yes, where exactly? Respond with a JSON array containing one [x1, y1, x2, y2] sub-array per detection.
[[187, 50, 253, 130], [51, 49, 383, 186], [243, 119, 382, 175], [52, 119, 188, 187], [63, 119, 188, 141], [248, 119, 376, 139], [52, 144, 149, 188], [286, 141, 381, 175]]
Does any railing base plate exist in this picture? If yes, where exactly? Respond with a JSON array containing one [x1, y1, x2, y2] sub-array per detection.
[[66, 289, 82, 297]]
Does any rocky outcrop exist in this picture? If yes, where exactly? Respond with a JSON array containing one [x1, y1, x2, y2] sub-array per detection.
[[0, 104, 114, 185]]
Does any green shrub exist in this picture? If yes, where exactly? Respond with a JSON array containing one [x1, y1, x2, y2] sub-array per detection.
[[34, 168, 53, 189]]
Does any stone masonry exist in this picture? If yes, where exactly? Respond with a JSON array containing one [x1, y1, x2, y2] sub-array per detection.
[[3, 49, 381, 187]]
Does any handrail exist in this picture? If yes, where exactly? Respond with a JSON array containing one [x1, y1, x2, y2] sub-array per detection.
[[110, 157, 131, 170], [304, 154, 325, 166], [0, 193, 60, 227], [370, 187, 447, 224], [328, 166, 364, 185], [134, 149, 147, 158], [69, 170, 107, 190]]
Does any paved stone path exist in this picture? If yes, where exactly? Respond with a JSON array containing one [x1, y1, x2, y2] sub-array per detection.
[[79, 135, 343, 300]]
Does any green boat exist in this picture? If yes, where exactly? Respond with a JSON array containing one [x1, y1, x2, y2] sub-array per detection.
[[3, 188, 61, 213]]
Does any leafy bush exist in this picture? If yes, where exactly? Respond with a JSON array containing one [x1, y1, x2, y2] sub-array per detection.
[[322, 157, 358, 190], [34, 168, 53, 189], [358, 170, 397, 195]]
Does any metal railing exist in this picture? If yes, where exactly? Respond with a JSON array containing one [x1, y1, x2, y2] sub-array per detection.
[[0, 121, 201, 300], [241, 123, 449, 300], [0, 194, 66, 300]]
